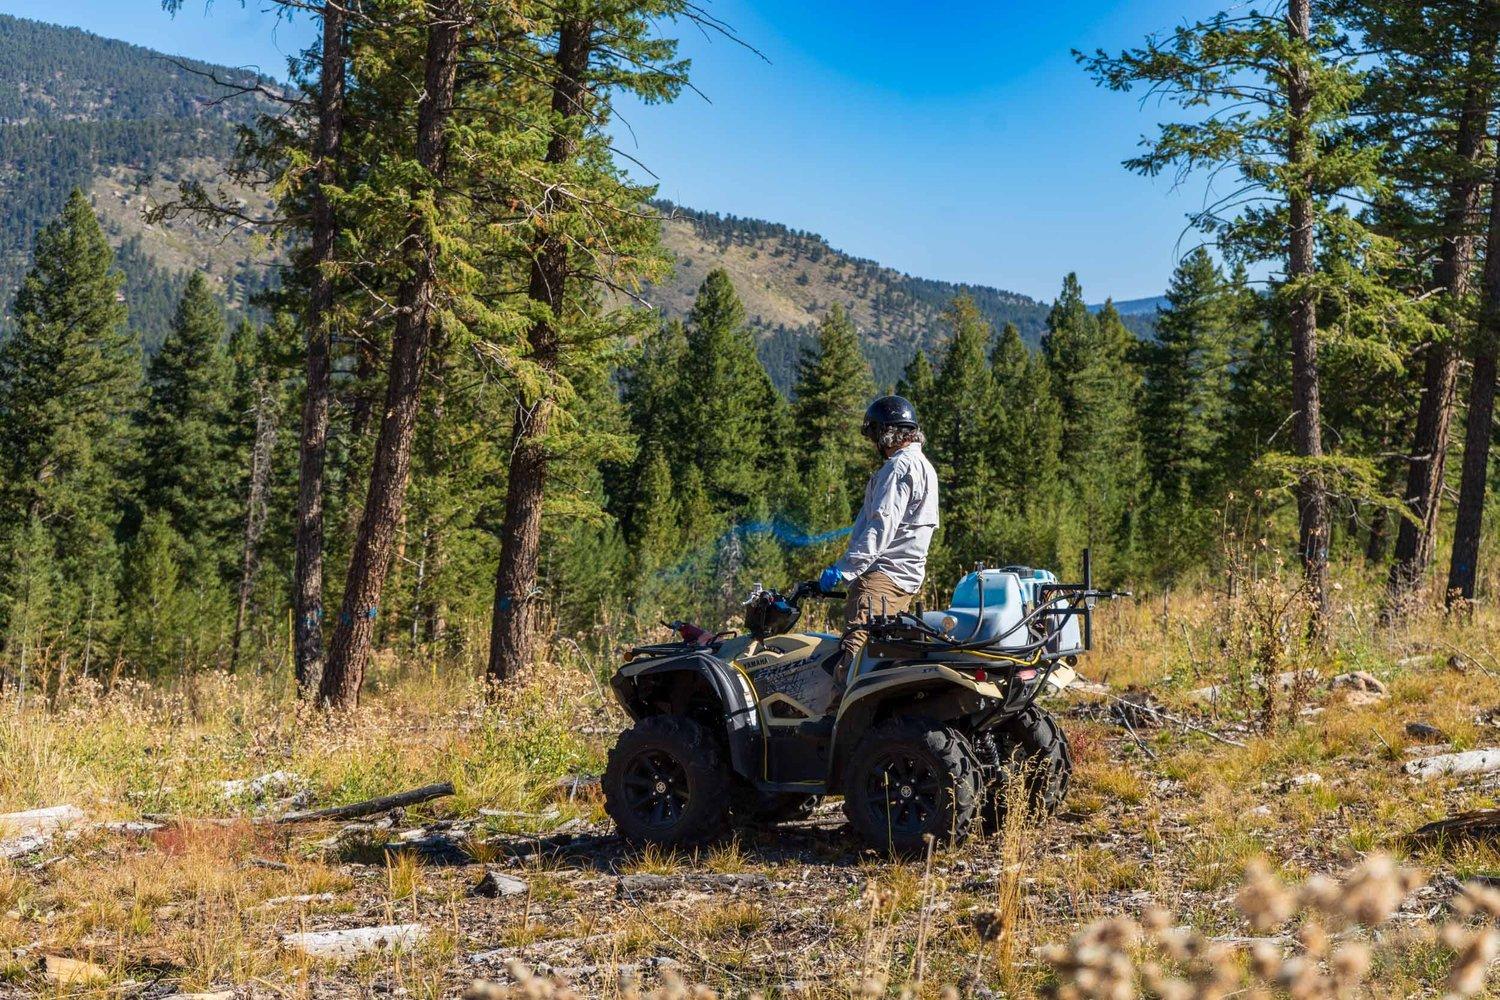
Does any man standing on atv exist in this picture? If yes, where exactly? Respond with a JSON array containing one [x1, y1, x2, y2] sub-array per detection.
[[819, 395, 939, 687]]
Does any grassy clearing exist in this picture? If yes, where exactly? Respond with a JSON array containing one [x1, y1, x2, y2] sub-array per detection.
[[2, 585, 1500, 996]]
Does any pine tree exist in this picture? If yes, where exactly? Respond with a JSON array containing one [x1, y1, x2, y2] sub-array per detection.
[[119, 511, 207, 676], [734, 496, 787, 603], [895, 348, 935, 414], [925, 295, 997, 578], [1140, 249, 1235, 501], [988, 322, 1064, 567], [629, 446, 679, 614], [487, 0, 693, 684], [0, 190, 137, 657], [674, 465, 720, 623], [1346, 1, 1500, 609], [3, 515, 58, 696], [1082, 0, 1388, 621], [136, 272, 237, 580], [785, 453, 851, 584], [671, 270, 793, 513], [621, 318, 688, 534], [324, 1, 465, 706], [1042, 277, 1142, 572], [792, 302, 875, 504]]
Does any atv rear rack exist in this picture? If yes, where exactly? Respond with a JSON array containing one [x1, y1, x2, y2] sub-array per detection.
[[865, 548, 1129, 660]]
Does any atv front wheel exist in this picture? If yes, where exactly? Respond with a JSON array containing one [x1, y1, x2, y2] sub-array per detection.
[[842, 717, 982, 856], [604, 715, 730, 847], [979, 706, 1072, 831]]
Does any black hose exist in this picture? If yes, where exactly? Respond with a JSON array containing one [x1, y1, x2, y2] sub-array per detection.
[[955, 569, 986, 642]]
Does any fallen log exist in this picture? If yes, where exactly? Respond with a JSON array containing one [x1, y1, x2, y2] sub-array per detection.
[[1404, 749, 1500, 781], [282, 923, 427, 959], [1410, 809, 1500, 844], [275, 782, 455, 824]]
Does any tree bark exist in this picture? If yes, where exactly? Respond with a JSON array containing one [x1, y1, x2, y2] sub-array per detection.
[[1287, 0, 1329, 625], [231, 374, 278, 673], [1447, 155, 1500, 607], [318, 3, 461, 709], [1386, 27, 1496, 613], [1365, 504, 1389, 563], [293, 0, 346, 695], [487, 18, 593, 685]]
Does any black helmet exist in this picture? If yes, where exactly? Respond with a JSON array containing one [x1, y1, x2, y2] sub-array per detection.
[[862, 395, 919, 442]]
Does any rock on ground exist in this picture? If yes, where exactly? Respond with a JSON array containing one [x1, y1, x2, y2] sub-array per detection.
[[472, 870, 529, 898]]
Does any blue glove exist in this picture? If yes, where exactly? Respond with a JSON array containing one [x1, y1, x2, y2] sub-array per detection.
[[819, 567, 842, 594]]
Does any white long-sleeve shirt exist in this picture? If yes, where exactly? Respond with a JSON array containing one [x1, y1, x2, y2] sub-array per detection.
[[833, 443, 939, 593]]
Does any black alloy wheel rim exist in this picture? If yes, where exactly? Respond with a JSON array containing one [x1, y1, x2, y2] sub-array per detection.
[[620, 748, 692, 829], [866, 752, 943, 834]]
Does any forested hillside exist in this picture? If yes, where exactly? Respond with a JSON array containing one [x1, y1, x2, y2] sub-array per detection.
[[0, 15, 277, 345], [654, 201, 1059, 386], [0, 15, 1123, 382]]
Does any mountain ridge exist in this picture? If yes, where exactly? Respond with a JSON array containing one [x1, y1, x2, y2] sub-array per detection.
[[0, 13, 1155, 387]]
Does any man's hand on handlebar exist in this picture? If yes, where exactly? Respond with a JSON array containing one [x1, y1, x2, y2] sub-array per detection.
[[818, 566, 842, 595]]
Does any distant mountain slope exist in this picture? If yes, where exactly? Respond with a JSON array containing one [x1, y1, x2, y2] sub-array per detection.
[[654, 202, 1054, 387], [0, 14, 1155, 386], [0, 14, 272, 344]]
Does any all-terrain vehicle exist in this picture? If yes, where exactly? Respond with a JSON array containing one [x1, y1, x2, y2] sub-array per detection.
[[603, 552, 1123, 854]]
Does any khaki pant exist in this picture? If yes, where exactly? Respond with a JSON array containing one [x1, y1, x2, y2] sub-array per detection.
[[836, 571, 914, 683]]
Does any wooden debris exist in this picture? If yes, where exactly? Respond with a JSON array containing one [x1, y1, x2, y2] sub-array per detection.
[[282, 923, 428, 959], [41, 954, 108, 985], [276, 782, 455, 824], [1410, 810, 1500, 844], [554, 774, 601, 802], [0, 805, 85, 859], [616, 872, 771, 896], [218, 770, 308, 803], [254, 892, 337, 910], [1405, 749, 1500, 780]]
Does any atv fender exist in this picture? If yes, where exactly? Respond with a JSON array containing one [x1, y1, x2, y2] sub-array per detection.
[[828, 664, 1000, 788], [612, 650, 761, 782]]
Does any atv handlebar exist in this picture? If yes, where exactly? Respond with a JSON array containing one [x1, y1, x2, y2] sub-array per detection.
[[789, 580, 846, 602]]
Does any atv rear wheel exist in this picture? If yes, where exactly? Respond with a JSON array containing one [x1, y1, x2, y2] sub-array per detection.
[[604, 715, 730, 847], [979, 707, 1072, 831], [842, 717, 982, 856]]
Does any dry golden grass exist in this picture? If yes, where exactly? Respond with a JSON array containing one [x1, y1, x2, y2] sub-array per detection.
[[2, 578, 1500, 996]]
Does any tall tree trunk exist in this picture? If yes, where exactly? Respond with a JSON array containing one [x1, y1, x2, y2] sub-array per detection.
[[419, 331, 450, 646], [1386, 30, 1496, 613], [231, 375, 279, 673], [1447, 155, 1500, 607], [1287, 0, 1329, 624], [1365, 505, 1389, 564], [293, 0, 346, 694], [487, 18, 593, 685], [318, 3, 461, 709]]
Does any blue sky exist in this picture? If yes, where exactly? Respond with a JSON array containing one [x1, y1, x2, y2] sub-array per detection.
[[6, 0, 1227, 302]]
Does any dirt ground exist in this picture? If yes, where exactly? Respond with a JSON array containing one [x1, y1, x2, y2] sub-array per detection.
[[4, 589, 1500, 998]]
